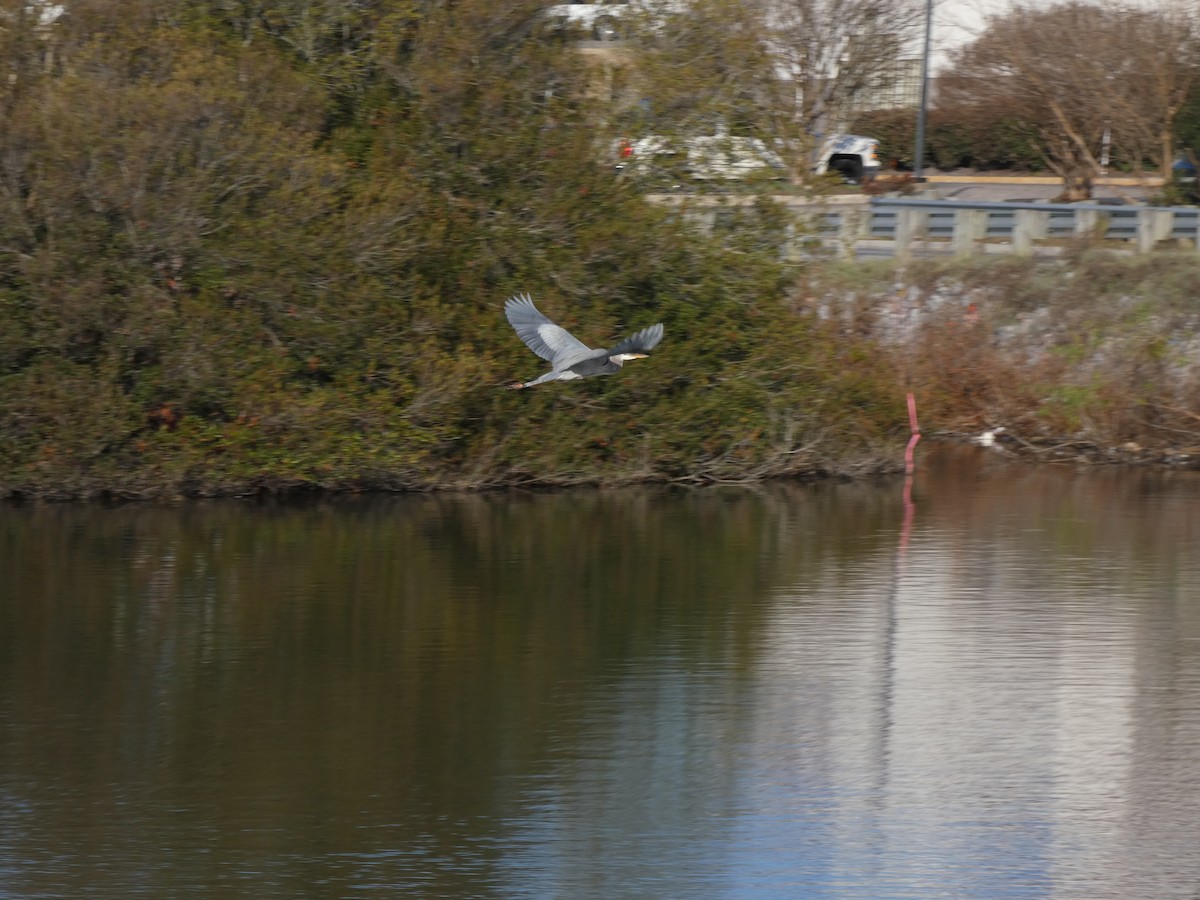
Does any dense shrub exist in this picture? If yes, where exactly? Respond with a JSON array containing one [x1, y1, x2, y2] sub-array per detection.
[[851, 107, 1045, 172], [0, 2, 900, 497]]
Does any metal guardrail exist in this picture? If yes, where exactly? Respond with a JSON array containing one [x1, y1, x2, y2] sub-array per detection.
[[646, 194, 1200, 259], [831, 198, 1199, 258]]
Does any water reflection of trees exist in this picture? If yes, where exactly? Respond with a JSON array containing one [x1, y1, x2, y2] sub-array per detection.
[[0, 482, 905, 894]]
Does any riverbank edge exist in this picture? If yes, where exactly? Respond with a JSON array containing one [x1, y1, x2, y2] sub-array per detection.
[[0, 450, 890, 503], [4, 434, 1197, 504]]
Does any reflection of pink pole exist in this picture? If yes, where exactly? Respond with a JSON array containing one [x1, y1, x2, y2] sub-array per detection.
[[898, 393, 920, 555], [904, 392, 921, 475], [899, 473, 915, 554]]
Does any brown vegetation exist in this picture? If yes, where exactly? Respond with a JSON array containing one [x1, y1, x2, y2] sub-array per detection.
[[809, 253, 1200, 466]]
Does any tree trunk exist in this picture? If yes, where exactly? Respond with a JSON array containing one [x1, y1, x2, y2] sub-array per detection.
[[1057, 169, 1093, 202]]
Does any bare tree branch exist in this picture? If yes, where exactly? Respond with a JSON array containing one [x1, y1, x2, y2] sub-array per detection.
[[941, 1, 1200, 199]]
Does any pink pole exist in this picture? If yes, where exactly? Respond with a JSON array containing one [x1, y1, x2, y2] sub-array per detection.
[[904, 392, 921, 475]]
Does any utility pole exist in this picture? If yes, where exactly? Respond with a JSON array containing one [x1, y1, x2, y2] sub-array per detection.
[[913, 0, 934, 183]]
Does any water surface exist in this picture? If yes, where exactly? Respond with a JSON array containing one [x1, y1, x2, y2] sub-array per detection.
[[2, 447, 1199, 898]]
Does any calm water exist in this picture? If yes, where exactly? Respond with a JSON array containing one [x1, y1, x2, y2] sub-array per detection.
[[2, 446, 1199, 899]]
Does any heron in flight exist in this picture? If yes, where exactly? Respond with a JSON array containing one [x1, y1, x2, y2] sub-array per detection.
[[504, 294, 664, 389]]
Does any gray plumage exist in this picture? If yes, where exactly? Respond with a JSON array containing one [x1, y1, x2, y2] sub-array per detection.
[[504, 294, 664, 389]]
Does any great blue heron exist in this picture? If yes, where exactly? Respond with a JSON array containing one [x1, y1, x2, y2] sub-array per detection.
[[504, 294, 664, 389]]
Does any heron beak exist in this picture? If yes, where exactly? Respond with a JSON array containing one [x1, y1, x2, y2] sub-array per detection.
[[613, 352, 649, 361]]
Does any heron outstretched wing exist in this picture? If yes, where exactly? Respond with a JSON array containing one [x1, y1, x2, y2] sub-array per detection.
[[607, 322, 664, 357], [504, 294, 592, 365]]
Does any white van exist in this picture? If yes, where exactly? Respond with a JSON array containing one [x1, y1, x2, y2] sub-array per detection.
[[546, 1, 629, 41], [616, 132, 880, 183], [814, 134, 881, 183], [615, 134, 786, 180]]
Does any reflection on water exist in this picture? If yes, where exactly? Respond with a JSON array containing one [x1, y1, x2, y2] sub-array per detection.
[[2, 447, 1199, 898]]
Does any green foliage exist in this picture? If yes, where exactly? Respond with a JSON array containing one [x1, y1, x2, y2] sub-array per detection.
[[851, 107, 1045, 172], [1177, 87, 1200, 162], [848, 108, 917, 169], [0, 0, 903, 498]]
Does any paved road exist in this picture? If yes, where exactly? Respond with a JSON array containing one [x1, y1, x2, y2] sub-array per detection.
[[919, 176, 1157, 205]]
